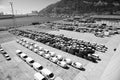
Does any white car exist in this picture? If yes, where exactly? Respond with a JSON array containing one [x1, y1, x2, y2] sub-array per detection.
[[0, 49, 6, 54], [19, 41, 22, 44], [25, 44, 29, 48], [29, 46, 34, 51], [38, 51, 45, 56], [22, 39, 26, 42], [19, 53, 28, 60], [21, 42, 26, 46], [56, 55, 63, 61], [16, 50, 22, 55], [16, 40, 20, 43], [57, 61, 68, 68], [72, 62, 83, 69], [43, 54, 51, 59], [29, 42, 35, 45], [33, 48, 39, 53], [32, 62, 43, 71], [20, 38, 24, 41], [38, 47, 44, 51], [33, 44, 39, 48], [4, 54, 11, 60], [43, 49, 49, 53], [25, 57, 35, 67], [34, 72, 47, 80], [64, 58, 72, 65], [49, 52, 56, 57], [25, 41, 29, 44], [49, 57, 58, 64], [41, 68, 55, 80]]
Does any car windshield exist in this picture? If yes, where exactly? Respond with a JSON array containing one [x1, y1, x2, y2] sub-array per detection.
[[38, 66, 43, 70], [30, 60, 34, 63], [23, 56, 28, 58], [49, 73, 54, 78], [43, 78, 47, 80]]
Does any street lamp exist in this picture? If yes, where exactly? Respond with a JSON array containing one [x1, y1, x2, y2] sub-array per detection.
[[9, 2, 16, 27]]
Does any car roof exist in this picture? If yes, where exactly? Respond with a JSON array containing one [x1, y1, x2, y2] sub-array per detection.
[[34, 72, 45, 80], [26, 57, 34, 61], [33, 62, 42, 67], [41, 68, 52, 74], [20, 53, 27, 56]]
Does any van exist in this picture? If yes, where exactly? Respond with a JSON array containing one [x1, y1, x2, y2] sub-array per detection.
[[33, 62, 43, 71], [25, 57, 35, 67], [34, 72, 47, 80], [41, 68, 55, 80]]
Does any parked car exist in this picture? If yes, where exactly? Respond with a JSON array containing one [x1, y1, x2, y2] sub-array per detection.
[[38, 47, 44, 51], [56, 55, 63, 61], [29, 46, 34, 51], [34, 72, 47, 80], [16, 40, 19, 43], [4, 54, 11, 60], [19, 53, 28, 60], [43, 54, 51, 59], [33, 48, 39, 53], [16, 50, 22, 55], [64, 58, 72, 65], [34, 44, 39, 48], [22, 42, 26, 46], [25, 41, 29, 44], [25, 57, 35, 67], [91, 54, 100, 60], [41, 68, 55, 80], [72, 62, 83, 69], [18, 41, 22, 44], [57, 61, 68, 68], [44, 49, 49, 54], [38, 51, 45, 56], [0, 49, 5, 54], [25, 44, 29, 48], [49, 57, 58, 64], [49, 52, 56, 57], [32, 62, 43, 71]]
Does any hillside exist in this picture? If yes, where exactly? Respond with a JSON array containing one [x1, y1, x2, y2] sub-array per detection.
[[39, 0, 120, 15]]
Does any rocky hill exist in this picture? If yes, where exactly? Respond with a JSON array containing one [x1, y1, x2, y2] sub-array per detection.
[[39, 0, 120, 15]]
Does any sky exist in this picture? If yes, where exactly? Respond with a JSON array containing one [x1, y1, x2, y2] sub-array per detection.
[[0, 0, 60, 14]]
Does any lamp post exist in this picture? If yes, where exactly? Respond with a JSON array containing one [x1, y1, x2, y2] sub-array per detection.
[[9, 2, 16, 27]]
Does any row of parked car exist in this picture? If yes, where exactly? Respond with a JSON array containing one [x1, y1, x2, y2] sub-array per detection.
[[0, 46, 11, 61], [16, 50, 55, 80], [57, 23, 119, 38], [16, 39, 84, 70], [9, 29, 105, 62]]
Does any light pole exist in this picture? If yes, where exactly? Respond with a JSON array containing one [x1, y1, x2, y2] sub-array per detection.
[[9, 2, 16, 27]]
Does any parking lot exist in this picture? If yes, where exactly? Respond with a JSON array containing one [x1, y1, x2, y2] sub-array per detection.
[[1, 28, 120, 80]]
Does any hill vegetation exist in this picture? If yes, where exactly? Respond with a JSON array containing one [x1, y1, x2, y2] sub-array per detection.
[[39, 0, 120, 15]]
